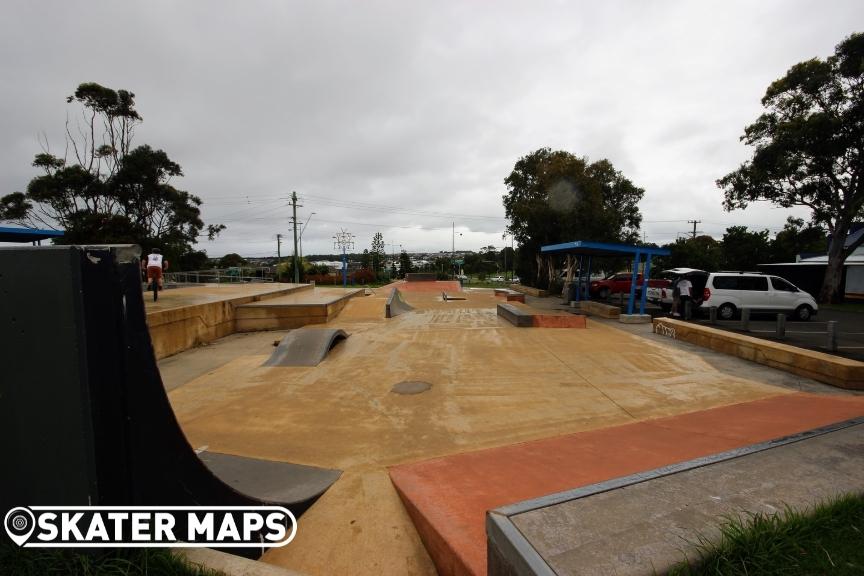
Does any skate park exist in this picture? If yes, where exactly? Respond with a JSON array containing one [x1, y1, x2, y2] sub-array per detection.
[[4, 245, 864, 576]]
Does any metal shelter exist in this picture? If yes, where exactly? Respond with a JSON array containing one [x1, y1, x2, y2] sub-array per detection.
[[540, 240, 671, 315], [0, 226, 64, 245]]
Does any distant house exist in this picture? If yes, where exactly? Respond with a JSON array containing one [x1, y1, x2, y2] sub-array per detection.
[[759, 224, 864, 299]]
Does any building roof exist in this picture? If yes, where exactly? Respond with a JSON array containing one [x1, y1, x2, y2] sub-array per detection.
[[0, 226, 65, 243], [540, 240, 670, 257]]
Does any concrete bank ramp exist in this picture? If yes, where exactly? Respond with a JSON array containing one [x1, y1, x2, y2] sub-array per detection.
[[200, 451, 341, 503], [265, 328, 349, 367], [386, 287, 414, 318]]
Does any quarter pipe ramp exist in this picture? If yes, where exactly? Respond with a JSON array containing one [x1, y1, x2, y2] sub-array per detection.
[[0, 246, 338, 558]]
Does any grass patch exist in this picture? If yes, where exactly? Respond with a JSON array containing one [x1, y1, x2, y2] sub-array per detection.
[[668, 493, 864, 575], [0, 542, 225, 576]]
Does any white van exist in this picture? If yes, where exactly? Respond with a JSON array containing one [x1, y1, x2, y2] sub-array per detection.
[[703, 272, 818, 321]]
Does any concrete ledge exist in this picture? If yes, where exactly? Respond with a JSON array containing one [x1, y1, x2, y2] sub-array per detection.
[[487, 419, 864, 576], [509, 285, 548, 298], [619, 313, 652, 324], [497, 302, 534, 327], [494, 288, 526, 303], [653, 318, 864, 390], [497, 303, 587, 329], [236, 289, 361, 332], [579, 300, 620, 319], [147, 285, 312, 359]]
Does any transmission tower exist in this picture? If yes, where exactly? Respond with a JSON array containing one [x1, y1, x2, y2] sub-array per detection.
[[333, 229, 355, 287]]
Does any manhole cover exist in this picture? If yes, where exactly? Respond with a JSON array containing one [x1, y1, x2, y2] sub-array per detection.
[[391, 381, 432, 395]]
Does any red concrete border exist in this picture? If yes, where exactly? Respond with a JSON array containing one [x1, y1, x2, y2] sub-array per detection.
[[531, 314, 586, 328], [389, 393, 864, 576]]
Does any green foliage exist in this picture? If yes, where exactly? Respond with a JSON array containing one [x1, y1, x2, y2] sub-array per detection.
[[771, 217, 827, 262], [503, 148, 644, 287], [178, 250, 210, 271], [218, 253, 246, 268], [351, 268, 376, 284], [717, 32, 864, 302], [360, 248, 371, 270], [667, 236, 724, 271], [721, 226, 771, 271], [371, 232, 385, 274], [0, 82, 223, 264], [669, 493, 864, 575], [398, 250, 414, 278]]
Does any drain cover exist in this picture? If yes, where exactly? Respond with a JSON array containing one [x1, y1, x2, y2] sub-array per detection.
[[391, 381, 432, 395]]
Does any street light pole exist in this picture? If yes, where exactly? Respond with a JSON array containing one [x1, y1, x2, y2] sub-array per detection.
[[451, 222, 462, 278], [276, 234, 283, 281]]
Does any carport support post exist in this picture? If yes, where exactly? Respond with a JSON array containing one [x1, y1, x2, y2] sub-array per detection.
[[575, 255, 583, 301], [627, 250, 640, 315], [639, 253, 652, 315], [776, 313, 786, 339], [827, 321, 838, 352], [584, 256, 592, 301], [741, 308, 750, 331]]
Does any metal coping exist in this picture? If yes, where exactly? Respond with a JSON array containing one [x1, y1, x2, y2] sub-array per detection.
[[540, 240, 671, 257], [486, 416, 864, 576], [0, 226, 65, 242]]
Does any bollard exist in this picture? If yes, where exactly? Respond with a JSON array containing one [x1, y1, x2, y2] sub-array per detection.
[[684, 300, 692, 320], [827, 321, 838, 352], [776, 313, 786, 339], [741, 308, 750, 331], [709, 306, 717, 324]]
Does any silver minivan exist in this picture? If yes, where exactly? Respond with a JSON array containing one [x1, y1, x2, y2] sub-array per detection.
[[703, 272, 818, 321]]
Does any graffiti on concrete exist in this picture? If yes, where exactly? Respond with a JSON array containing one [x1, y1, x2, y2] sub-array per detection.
[[654, 323, 677, 339]]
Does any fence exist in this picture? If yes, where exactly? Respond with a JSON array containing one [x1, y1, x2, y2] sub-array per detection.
[[163, 269, 275, 285], [701, 306, 847, 352]]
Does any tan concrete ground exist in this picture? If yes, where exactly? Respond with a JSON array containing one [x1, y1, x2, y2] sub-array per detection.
[[165, 289, 800, 576], [145, 283, 307, 313]]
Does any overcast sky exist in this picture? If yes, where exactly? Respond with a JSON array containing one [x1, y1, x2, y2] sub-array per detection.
[[2, 1, 862, 257]]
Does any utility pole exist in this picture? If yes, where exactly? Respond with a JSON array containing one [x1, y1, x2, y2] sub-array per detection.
[[333, 229, 355, 287], [276, 234, 283, 281], [687, 220, 702, 239], [290, 191, 302, 283], [299, 212, 316, 261]]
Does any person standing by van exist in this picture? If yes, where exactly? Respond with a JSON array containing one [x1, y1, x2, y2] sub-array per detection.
[[677, 276, 693, 319]]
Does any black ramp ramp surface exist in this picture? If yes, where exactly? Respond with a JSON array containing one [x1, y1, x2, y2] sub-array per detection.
[[0, 246, 340, 559], [264, 328, 349, 367]]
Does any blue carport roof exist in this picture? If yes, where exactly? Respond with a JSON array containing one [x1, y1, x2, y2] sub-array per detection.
[[541, 240, 670, 257], [0, 226, 65, 243]]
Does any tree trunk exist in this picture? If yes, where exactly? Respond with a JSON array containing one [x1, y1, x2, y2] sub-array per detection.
[[819, 224, 849, 304]]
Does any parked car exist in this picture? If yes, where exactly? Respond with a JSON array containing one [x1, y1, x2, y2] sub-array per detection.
[[490, 275, 505, 282], [703, 272, 818, 321], [589, 272, 670, 300], [658, 269, 818, 320], [511, 276, 520, 284]]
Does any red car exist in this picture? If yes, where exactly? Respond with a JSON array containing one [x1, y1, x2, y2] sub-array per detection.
[[590, 272, 671, 300]]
